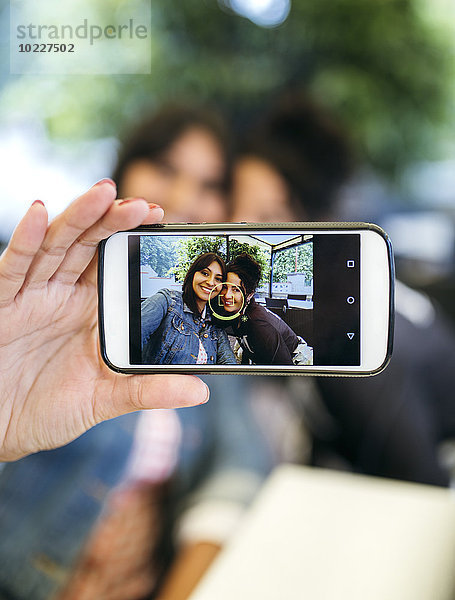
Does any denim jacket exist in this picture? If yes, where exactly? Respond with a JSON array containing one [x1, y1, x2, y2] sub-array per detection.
[[0, 414, 138, 600], [141, 289, 236, 365]]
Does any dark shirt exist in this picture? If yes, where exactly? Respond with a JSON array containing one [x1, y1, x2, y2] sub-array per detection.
[[231, 299, 300, 365]]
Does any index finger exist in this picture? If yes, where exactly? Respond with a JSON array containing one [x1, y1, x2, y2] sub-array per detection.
[[53, 200, 164, 287], [24, 180, 118, 289], [0, 201, 48, 307]]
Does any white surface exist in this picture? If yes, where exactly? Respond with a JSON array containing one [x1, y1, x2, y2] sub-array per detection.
[[189, 465, 455, 600]]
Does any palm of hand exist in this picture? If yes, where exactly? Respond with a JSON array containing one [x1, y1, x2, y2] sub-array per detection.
[[0, 277, 103, 459], [0, 183, 207, 461]]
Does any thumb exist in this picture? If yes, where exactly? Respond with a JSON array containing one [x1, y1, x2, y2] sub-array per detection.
[[94, 373, 210, 421]]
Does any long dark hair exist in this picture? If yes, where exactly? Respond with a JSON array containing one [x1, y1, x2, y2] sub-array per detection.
[[226, 253, 262, 298], [113, 105, 233, 195], [239, 92, 353, 219], [182, 252, 226, 316]]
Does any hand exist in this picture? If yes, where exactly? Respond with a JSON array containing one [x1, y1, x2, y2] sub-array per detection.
[[0, 180, 209, 461]]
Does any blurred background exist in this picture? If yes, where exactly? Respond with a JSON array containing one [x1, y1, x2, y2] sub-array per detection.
[[1, 4, 455, 598], [1, 0, 455, 317]]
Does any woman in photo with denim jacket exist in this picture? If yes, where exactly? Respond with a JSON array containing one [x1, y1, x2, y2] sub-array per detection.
[[141, 252, 236, 365]]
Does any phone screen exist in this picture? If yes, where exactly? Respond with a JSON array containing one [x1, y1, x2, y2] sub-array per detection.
[[126, 231, 360, 368]]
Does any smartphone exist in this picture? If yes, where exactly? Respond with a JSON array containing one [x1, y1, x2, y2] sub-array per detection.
[[98, 223, 394, 375]]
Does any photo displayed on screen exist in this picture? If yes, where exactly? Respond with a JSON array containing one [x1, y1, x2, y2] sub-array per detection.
[[138, 233, 315, 367]]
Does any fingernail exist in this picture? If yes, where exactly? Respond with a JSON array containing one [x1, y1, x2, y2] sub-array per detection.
[[199, 382, 210, 404], [32, 199, 45, 207], [149, 203, 161, 209], [117, 197, 146, 205], [93, 178, 117, 189]]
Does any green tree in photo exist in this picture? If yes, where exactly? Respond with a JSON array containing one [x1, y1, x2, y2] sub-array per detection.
[[272, 243, 313, 283], [228, 240, 270, 286], [173, 236, 227, 281], [172, 236, 271, 285], [140, 236, 178, 277]]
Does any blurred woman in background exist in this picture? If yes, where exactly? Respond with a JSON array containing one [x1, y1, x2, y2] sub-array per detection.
[[230, 92, 455, 489], [157, 92, 455, 600], [0, 104, 240, 600], [55, 104, 272, 600], [114, 105, 232, 223]]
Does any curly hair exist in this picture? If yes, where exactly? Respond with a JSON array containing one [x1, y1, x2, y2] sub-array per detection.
[[239, 92, 353, 218], [226, 253, 262, 297]]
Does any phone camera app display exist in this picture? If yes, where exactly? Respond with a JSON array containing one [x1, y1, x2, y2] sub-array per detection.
[[127, 231, 360, 367]]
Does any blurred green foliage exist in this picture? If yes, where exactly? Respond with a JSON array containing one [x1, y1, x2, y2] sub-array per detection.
[[1, 0, 454, 177]]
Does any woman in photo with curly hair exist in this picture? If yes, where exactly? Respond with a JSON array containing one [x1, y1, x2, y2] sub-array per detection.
[[218, 252, 312, 365]]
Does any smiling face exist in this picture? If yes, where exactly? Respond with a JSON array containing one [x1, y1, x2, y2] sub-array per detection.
[[120, 127, 228, 223], [221, 272, 244, 314], [192, 260, 224, 312]]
